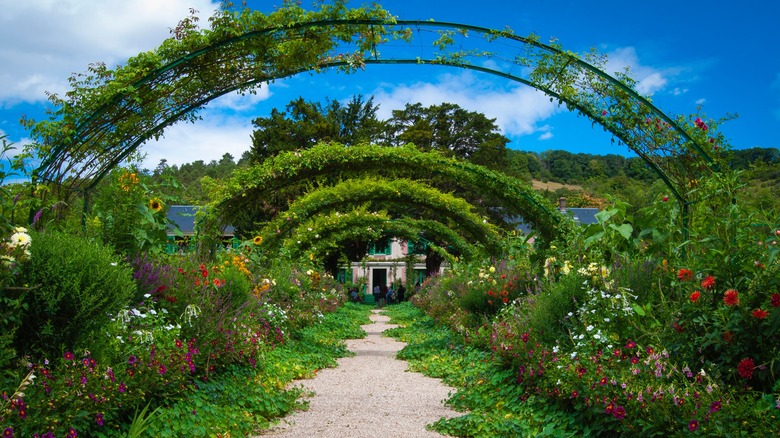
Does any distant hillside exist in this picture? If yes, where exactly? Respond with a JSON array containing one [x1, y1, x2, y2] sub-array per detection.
[[531, 180, 583, 192]]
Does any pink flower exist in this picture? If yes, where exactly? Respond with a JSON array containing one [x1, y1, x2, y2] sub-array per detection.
[[688, 419, 699, 432]]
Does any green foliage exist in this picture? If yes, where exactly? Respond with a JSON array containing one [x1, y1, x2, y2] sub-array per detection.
[[15, 230, 136, 358], [252, 177, 502, 263], [217, 143, 566, 246], [89, 167, 182, 257], [248, 95, 384, 163]]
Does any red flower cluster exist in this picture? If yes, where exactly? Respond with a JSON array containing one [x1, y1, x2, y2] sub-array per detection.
[[701, 275, 715, 290], [694, 117, 708, 131], [737, 357, 754, 379], [689, 291, 701, 303], [723, 289, 739, 307], [752, 308, 769, 319], [676, 268, 693, 281]]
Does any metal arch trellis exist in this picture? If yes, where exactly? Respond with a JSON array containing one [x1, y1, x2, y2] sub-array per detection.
[[29, 15, 719, 231]]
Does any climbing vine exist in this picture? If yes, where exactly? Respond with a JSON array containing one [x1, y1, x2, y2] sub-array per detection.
[[249, 177, 502, 260], [213, 143, 569, 245], [277, 208, 476, 262]]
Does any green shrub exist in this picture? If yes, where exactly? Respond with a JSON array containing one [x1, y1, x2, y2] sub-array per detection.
[[218, 264, 253, 309], [14, 230, 136, 359], [527, 273, 586, 343]]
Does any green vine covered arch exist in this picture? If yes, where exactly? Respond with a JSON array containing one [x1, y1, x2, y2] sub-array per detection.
[[26, 1, 720, 210], [278, 209, 476, 262], [251, 177, 503, 258], [213, 143, 567, 244]]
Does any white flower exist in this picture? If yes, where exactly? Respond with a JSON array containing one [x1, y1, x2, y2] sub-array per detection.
[[586, 325, 594, 331], [604, 318, 610, 323], [571, 351, 578, 359], [9, 232, 31, 248], [110, 262, 118, 266], [14, 227, 28, 233]]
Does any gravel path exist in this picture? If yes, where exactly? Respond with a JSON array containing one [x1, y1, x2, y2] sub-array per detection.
[[255, 309, 460, 438]]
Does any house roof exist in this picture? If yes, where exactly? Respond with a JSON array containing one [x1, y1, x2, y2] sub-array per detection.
[[166, 205, 235, 237]]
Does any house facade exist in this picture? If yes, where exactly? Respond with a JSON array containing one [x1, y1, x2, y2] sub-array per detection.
[[339, 238, 439, 303]]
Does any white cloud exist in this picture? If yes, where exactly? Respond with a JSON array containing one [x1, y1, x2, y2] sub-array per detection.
[[0, 0, 221, 105], [209, 87, 273, 111], [538, 131, 553, 141], [604, 47, 669, 96], [695, 98, 706, 105], [139, 108, 254, 169], [371, 71, 558, 138]]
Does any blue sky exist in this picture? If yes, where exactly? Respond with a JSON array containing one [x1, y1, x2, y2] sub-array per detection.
[[1, 0, 778, 171]]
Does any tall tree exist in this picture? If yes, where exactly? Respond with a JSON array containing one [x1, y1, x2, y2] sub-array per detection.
[[247, 95, 383, 163], [385, 102, 510, 171]]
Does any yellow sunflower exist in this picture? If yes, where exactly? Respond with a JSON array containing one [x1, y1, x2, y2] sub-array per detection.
[[253, 235, 263, 245], [149, 198, 163, 212]]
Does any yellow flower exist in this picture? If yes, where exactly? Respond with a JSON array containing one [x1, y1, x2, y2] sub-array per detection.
[[149, 198, 163, 212], [253, 236, 263, 245]]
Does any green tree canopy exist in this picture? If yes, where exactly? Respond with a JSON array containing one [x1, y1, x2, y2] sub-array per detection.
[[384, 102, 510, 171], [247, 95, 384, 163]]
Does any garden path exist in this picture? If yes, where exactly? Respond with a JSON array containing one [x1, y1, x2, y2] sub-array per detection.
[[255, 309, 460, 438]]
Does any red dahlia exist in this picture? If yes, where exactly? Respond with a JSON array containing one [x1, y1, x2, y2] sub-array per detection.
[[737, 357, 755, 379], [701, 275, 716, 290], [723, 289, 739, 307]]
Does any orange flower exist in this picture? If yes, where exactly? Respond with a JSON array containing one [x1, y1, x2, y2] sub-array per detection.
[[723, 289, 739, 307], [689, 291, 701, 303]]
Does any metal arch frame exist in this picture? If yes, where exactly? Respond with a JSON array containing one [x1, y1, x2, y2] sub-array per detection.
[[32, 17, 718, 237]]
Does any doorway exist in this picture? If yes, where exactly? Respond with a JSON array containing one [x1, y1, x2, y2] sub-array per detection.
[[372, 268, 387, 291]]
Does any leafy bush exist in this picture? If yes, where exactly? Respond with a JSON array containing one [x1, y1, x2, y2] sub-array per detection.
[[14, 230, 136, 359]]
